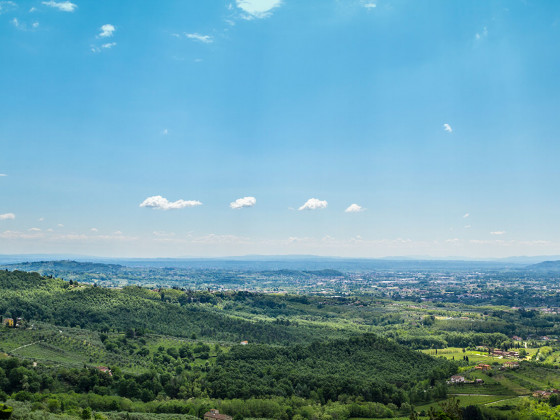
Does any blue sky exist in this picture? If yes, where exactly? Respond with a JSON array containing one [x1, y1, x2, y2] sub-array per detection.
[[1, 0, 560, 258]]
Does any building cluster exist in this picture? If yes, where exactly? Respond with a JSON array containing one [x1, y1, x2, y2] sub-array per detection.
[[204, 409, 232, 420], [1, 317, 24, 328], [533, 389, 560, 399], [491, 349, 520, 358], [447, 375, 484, 385]]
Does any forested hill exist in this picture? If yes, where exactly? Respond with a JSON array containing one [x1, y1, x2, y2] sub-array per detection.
[[0, 270, 350, 345], [526, 260, 560, 271], [0, 260, 123, 275], [209, 334, 455, 402]]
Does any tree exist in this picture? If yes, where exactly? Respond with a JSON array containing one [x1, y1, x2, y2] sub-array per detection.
[[0, 403, 12, 419], [81, 407, 92, 419], [427, 397, 462, 420]]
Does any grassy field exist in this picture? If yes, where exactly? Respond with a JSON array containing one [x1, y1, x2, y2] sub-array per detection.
[[421, 347, 537, 365], [414, 395, 515, 413]]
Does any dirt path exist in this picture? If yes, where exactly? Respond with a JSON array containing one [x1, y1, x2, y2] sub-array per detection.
[[484, 396, 523, 405], [449, 393, 498, 397], [11, 340, 43, 352]]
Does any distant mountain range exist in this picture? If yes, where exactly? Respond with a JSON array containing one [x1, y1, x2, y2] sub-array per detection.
[[525, 260, 560, 271], [0, 254, 550, 272]]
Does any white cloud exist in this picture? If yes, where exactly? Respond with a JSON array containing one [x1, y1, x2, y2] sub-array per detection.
[[345, 204, 364, 213], [463, 213, 469, 218], [153, 231, 175, 237], [99, 24, 115, 38], [41, 1, 77, 12], [476, 26, 488, 40], [443, 123, 453, 133], [0, 1, 16, 14], [140, 195, 202, 210], [92, 42, 117, 52], [490, 231, 506, 235], [0, 174, 6, 176], [185, 33, 213, 43], [0, 230, 43, 239], [298, 198, 328, 211], [236, 0, 282, 19], [190, 233, 249, 244], [363, 2, 376, 8], [57, 223, 64, 227], [162, 128, 169, 135], [230, 196, 256, 209], [90, 227, 98, 232], [11, 17, 38, 31], [29, 6, 37, 12], [464, 225, 471, 229], [0, 213, 15, 220], [28, 227, 41, 232]]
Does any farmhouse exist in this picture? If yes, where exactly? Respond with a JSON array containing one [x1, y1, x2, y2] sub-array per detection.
[[204, 409, 232, 420], [448, 375, 465, 384], [2, 318, 14, 327], [533, 390, 552, 399], [475, 363, 491, 371], [97, 366, 112, 376], [503, 361, 519, 369]]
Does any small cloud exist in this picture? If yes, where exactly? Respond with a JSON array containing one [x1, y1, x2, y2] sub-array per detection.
[[0, 174, 6, 177], [236, 0, 282, 19], [90, 227, 98, 232], [162, 128, 169, 135], [99, 24, 115, 38], [345, 204, 364, 213], [153, 231, 175, 237], [443, 123, 453, 133], [140, 195, 202, 210], [185, 33, 213, 43], [10, 17, 38, 31], [463, 213, 469, 218], [476, 26, 488, 40], [490, 231, 506, 235], [363, 2, 376, 8], [464, 225, 471, 229], [0, 1, 16, 14], [113, 230, 122, 235], [38, 217, 45, 222], [0, 213, 15, 220], [230, 196, 256, 209], [28, 227, 41, 232], [29, 6, 37, 12], [298, 198, 328, 211], [46, 228, 54, 232], [57, 223, 64, 227], [41, 1, 77, 12], [92, 42, 116, 52]]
